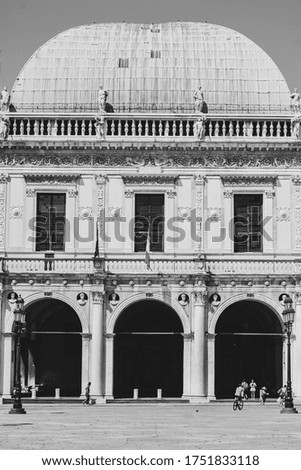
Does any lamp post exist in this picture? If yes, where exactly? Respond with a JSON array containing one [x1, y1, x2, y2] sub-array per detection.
[[281, 296, 298, 414], [9, 294, 27, 414]]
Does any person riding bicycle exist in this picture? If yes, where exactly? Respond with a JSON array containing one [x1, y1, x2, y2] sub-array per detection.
[[234, 384, 244, 403]]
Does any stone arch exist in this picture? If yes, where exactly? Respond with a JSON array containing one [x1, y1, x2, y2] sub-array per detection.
[[5, 291, 89, 334], [107, 292, 190, 335], [208, 292, 284, 335]]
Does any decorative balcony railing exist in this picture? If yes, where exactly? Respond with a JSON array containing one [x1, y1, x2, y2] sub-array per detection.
[[3, 255, 300, 276], [1, 112, 298, 143]]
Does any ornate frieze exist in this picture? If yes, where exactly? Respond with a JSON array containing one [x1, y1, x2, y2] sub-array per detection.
[[24, 174, 80, 185], [123, 175, 177, 185], [4, 151, 301, 169], [222, 176, 277, 187]]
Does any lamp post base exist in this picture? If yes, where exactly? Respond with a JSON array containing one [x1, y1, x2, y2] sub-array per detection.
[[280, 407, 298, 414], [9, 408, 26, 414]]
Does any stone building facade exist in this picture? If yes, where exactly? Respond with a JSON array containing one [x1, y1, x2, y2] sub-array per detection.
[[0, 22, 301, 403]]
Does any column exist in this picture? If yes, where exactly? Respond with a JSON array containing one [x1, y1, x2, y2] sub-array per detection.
[[81, 334, 91, 396], [263, 190, 275, 253], [223, 190, 233, 253], [181, 333, 194, 399], [90, 291, 104, 399], [2, 333, 13, 397], [207, 333, 216, 400], [104, 333, 115, 399], [191, 290, 206, 402], [293, 292, 301, 400]]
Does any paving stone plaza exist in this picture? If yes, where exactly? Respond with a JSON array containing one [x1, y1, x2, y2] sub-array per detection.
[[0, 402, 300, 450]]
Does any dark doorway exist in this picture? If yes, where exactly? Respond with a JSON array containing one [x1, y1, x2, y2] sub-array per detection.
[[215, 300, 283, 398], [22, 299, 82, 396], [113, 300, 183, 398]]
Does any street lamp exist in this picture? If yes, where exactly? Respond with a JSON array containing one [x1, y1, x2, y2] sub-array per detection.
[[9, 294, 27, 414], [281, 296, 298, 414]]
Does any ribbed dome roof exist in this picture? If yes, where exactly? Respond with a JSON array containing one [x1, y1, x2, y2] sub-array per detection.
[[11, 22, 290, 113]]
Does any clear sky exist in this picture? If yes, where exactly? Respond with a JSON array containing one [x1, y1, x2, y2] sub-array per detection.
[[0, 0, 300, 92]]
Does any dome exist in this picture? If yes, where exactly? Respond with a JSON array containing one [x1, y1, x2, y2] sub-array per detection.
[[11, 22, 290, 113]]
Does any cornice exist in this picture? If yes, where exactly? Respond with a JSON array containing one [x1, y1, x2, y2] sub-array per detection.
[[24, 174, 80, 185]]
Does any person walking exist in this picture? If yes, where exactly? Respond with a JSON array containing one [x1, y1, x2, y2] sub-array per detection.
[[241, 380, 249, 399], [277, 385, 287, 406], [83, 382, 91, 405], [249, 379, 257, 400], [259, 386, 269, 405]]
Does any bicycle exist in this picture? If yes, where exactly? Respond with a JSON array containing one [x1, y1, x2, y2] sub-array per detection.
[[233, 396, 244, 410]]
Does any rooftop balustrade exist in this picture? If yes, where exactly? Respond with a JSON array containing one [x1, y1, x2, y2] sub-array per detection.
[[1, 112, 299, 143], [3, 255, 301, 276]]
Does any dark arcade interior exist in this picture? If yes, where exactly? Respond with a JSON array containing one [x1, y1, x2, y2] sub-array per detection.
[[215, 300, 283, 399], [113, 300, 184, 398], [22, 299, 82, 397]]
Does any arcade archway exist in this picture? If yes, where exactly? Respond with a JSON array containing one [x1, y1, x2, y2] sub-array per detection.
[[215, 300, 283, 398], [22, 299, 82, 396], [113, 300, 184, 398]]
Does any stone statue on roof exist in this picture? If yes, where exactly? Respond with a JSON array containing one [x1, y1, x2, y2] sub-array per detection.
[[194, 116, 207, 140], [290, 88, 301, 113], [193, 85, 208, 113], [0, 114, 9, 139], [98, 85, 108, 112], [291, 114, 301, 139], [95, 114, 105, 139], [0, 86, 10, 112]]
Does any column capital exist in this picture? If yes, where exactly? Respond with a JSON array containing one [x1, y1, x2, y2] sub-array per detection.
[[181, 332, 194, 340], [193, 290, 207, 306], [223, 189, 233, 198], [104, 333, 115, 339], [2, 332, 14, 338], [95, 174, 108, 185], [92, 291, 104, 304], [82, 333, 92, 340], [295, 292, 301, 305]]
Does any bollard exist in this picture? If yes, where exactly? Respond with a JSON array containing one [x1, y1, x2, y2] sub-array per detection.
[[133, 388, 138, 400], [55, 388, 60, 399], [157, 388, 162, 400], [31, 387, 36, 399]]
